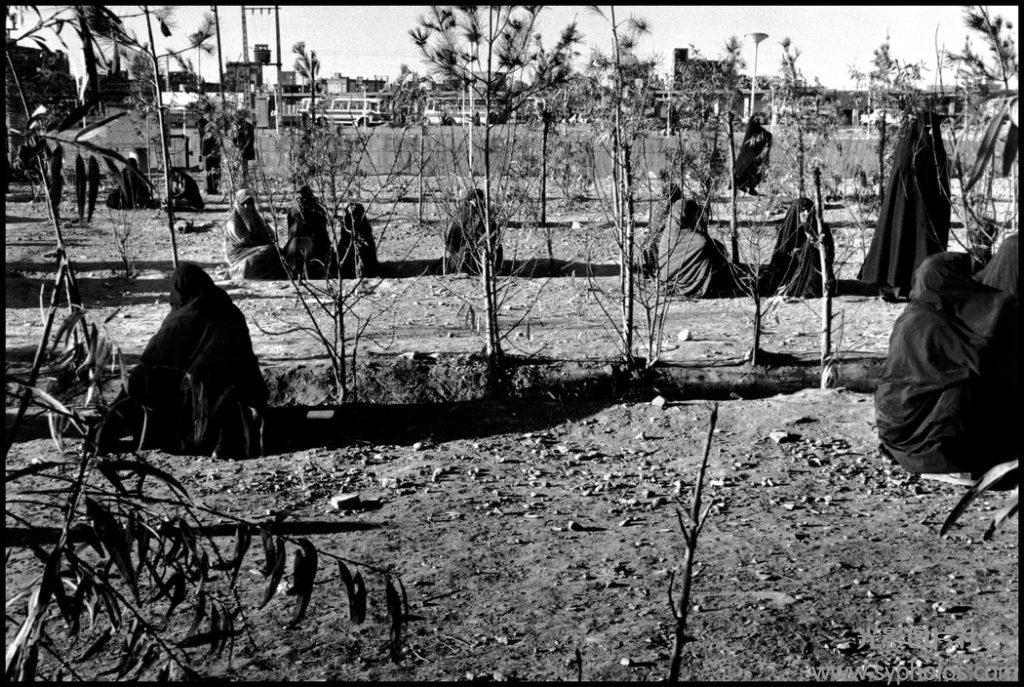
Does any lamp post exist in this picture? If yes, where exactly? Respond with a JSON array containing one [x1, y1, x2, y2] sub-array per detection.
[[746, 32, 769, 120]]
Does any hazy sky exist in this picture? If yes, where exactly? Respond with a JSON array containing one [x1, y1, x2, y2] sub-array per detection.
[[14, 5, 1021, 89]]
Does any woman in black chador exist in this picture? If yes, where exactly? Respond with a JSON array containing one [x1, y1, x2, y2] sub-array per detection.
[[444, 188, 503, 275], [338, 202, 380, 278], [653, 196, 733, 298], [859, 112, 951, 300], [169, 168, 206, 210], [766, 197, 835, 298], [103, 263, 268, 459], [284, 185, 332, 278], [733, 114, 773, 196], [875, 253, 1019, 478]]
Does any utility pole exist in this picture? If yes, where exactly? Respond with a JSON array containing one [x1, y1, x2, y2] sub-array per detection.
[[213, 5, 225, 104], [274, 5, 282, 133]]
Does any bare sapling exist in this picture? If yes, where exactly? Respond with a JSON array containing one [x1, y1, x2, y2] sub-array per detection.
[[813, 167, 836, 387], [667, 402, 719, 683], [412, 5, 580, 376], [727, 111, 740, 264], [142, 6, 179, 267]]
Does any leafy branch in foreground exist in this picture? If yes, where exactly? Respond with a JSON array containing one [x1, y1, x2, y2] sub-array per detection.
[[6, 390, 409, 681]]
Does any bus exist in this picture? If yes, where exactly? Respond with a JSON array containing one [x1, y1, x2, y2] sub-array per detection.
[[299, 94, 386, 128]]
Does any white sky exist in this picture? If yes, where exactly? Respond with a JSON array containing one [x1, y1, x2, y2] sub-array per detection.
[[10, 5, 1020, 90]]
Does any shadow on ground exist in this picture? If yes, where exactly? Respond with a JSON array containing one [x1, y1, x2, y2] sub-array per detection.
[[263, 398, 611, 454]]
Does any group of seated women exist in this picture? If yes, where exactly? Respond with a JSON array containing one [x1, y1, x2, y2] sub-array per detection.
[[223, 186, 380, 280], [875, 239, 1019, 479], [638, 182, 834, 299]]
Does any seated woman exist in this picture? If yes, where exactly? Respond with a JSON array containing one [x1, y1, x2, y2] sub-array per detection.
[[875, 252, 1019, 478], [655, 196, 733, 297], [338, 202, 380, 278], [102, 263, 268, 459], [169, 168, 205, 210], [444, 188, 503, 275], [975, 232, 1018, 299], [766, 197, 835, 298], [284, 185, 332, 278], [106, 156, 157, 210], [224, 189, 285, 280]]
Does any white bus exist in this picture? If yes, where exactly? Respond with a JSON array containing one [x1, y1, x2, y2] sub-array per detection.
[[299, 94, 386, 128]]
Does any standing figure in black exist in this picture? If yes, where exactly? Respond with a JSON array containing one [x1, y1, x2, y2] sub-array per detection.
[[858, 112, 950, 300], [200, 120, 222, 195], [733, 114, 773, 196], [233, 114, 256, 188]]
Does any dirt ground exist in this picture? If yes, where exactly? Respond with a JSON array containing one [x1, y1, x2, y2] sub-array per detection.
[[4, 185, 1018, 681], [5, 391, 1018, 681], [5, 186, 908, 370]]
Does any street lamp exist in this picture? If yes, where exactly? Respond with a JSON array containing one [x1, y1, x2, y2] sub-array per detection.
[[747, 32, 769, 121]]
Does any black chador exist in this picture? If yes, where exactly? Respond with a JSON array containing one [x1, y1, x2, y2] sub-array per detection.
[[859, 112, 951, 299]]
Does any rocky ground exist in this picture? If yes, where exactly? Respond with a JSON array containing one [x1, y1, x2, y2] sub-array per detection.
[[5, 184, 1018, 681], [4, 391, 1018, 681]]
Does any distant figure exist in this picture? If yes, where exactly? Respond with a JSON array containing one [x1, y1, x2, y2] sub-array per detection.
[[233, 116, 256, 187], [655, 196, 733, 297], [859, 112, 950, 300], [200, 121, 222, 195], [104, 263, 267, 459], [106, 156, 157, 210], [444, 188, 502, 275], [875, 253, 1019, 478], [975, 232, 1018, 300], [733, 115, 772, 196], [338, 202, 380, 278], [169, 168, 205, 210], [224, 189, 284, 280], [766, 198, 836, 298], [639, 182, 683, 276], [284, 185, 332, 278], [75, 154, 87, 224], [86, 156, 101, 223]]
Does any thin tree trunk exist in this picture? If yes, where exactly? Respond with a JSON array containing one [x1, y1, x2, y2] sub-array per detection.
[[813, 167, 833, 382], [609, 5, 634, 366], [751, 295, 762, 367], [540, 114, 549, 227], [418, 122, 426, 225], [481, 7, 501, 375], [727, 112, 739, 264], [877, 115, 886, 202], [144, 6, 179, 269], [622, 143, 636, 363], [797, 125, 806, 198]]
